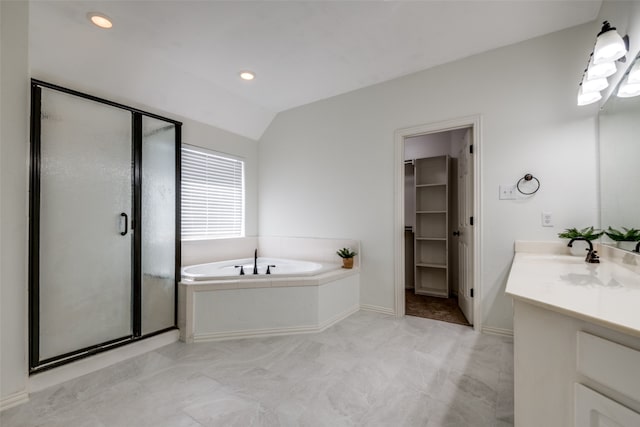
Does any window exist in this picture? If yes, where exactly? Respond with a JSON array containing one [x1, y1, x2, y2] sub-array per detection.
[[181, 145, 245, 239]]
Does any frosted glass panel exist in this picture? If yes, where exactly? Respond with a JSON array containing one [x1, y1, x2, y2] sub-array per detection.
[[39, 88, 132, 360], [141, 117, 176, 334]]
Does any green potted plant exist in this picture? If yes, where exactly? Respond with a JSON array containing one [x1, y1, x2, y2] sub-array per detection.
[[336, 247, 357, 269], [557, 226, 604, 241], [558, 227, 603, 256], [604, 227, 640, 251]]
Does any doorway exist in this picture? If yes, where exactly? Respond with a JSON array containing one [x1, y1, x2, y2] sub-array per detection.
[[393, 116, 481, 330]]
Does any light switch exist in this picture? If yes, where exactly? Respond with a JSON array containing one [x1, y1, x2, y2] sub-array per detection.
[[499, 185, 517, 200], [542, 211, 553, 227]]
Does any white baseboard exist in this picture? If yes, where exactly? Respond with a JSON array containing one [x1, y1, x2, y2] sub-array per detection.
[[193, 305, 360, 342], [482, 326, 514, 337], [319, 305, 360, 330], [0, 390, 29, 412], [360, 304, 396, 316], [29, 330, 180, 393]]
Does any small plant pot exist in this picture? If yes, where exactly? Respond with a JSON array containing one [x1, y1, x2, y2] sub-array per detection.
[[342, 258, 354, 269]]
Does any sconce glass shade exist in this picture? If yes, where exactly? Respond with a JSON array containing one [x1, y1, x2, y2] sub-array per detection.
[[593, 24, 627, 64], [577, 86, 602, 106], [581, 75, 608, 93], [617, 76, 640, 98], [628, 61, 640, 84], [586, 57, 616, 80]]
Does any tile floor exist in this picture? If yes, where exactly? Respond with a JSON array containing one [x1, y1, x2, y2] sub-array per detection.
[[1, 311, 514, 427]]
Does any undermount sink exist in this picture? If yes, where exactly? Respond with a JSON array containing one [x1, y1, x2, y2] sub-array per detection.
[[518, 254, 589, 264]]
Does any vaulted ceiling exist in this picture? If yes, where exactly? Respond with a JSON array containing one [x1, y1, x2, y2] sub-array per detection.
[[30, 1, 602, 140]]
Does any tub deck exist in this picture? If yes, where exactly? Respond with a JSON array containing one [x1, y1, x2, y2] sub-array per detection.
[[178, 267, 360, 343]]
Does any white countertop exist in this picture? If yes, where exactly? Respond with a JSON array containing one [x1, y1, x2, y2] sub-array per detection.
[[506, 243, 640, 337]]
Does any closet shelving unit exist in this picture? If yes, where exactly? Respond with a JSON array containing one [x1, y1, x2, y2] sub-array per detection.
[[414, 155, 449, 297]]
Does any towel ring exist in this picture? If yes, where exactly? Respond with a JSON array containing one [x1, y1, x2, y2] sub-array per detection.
[[517, 173, 540, 195]]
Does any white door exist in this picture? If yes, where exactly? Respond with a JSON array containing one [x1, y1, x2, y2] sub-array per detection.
[[457, 129, 474, 324]]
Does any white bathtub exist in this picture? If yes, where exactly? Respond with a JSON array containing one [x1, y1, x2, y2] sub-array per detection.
[[179, 257, 359, 343], [181, 257, 338, 281]]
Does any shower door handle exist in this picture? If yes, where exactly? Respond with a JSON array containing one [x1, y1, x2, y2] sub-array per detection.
[[120, 212, 128, 236]]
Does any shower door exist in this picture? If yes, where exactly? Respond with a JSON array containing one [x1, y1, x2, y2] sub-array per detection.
[[29, 81, 180, 372], [35, 86, 134, 364]]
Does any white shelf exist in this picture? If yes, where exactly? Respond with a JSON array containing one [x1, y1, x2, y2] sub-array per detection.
[[416, 183, 446, 188], [413, 155, 449, 298], [416, 263, 447, 269], [416, 210, 446, 214]]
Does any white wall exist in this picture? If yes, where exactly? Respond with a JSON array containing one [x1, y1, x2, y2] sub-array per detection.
[[258, 23, 600, 331], [0, 0, 29, 406]]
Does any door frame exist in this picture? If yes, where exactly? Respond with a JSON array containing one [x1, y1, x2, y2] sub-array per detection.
[[393, 114, 482, 332]]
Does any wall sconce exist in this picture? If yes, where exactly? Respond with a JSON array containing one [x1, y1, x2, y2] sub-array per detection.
[[616, 56, 640, 98], [577, 85, 602, 106], [593, 21, 627, 64], [577, 21, 629, 106], [617, 77, 640, 98], [582, 73, 609, 92], [586, 54, 617, 79]]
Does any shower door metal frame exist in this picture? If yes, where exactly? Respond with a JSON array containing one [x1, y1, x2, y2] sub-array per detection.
[[28, 79, 182, 373]]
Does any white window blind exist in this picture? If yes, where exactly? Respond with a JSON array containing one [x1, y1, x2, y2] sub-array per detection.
[[181, 145, 245, 239]]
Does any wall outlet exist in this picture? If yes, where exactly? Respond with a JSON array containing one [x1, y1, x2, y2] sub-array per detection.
[[499, 185, 517, 200], [542, 211, 553, 227]]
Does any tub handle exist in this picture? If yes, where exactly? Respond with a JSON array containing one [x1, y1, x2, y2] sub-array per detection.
[[120, 212, 128, 236], [234, 265, 245, 275], [266, 265, 276, 275]]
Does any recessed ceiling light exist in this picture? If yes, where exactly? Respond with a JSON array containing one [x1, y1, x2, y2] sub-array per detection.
[[88, 12, 113, 29], [239, 71, 255, 81]]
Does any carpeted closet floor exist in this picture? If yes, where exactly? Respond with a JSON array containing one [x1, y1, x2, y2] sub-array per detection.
[[405, 290, 471, 326]]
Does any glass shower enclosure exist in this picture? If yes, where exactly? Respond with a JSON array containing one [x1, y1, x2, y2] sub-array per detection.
[[29, 80, 181, 372]]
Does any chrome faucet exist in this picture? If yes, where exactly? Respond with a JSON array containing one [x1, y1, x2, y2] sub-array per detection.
[[253, 248, 259, 275], [567, 238, 600, 263]]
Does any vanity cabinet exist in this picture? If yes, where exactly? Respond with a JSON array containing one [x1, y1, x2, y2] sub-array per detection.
[[413, 155, 449, 297], [506, 244, 640, 427], [513, 300, 640, 427]]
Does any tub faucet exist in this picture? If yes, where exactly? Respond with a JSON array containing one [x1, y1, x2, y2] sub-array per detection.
[[567, 238, 599, 263], [253, 249, 259, 275], [635, 242, 640, 253]]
